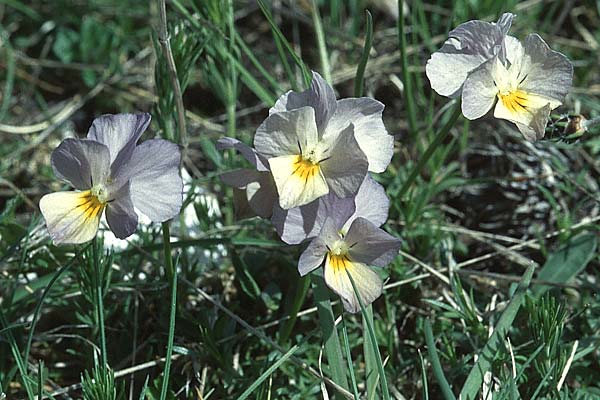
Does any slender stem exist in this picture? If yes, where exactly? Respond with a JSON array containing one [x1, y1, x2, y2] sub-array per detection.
[[279, 275, 310, 344], [311, 0, 331, 83], [93, 237, 108, 370], [156, 0, 187, 155], [398, 0, 418, 137], [424, 320, 456, 400], [397, 103, 462, 200], [354, 10, 373, 98], [159, 221, 177, 400]]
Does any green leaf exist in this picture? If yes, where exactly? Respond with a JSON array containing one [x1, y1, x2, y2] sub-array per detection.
[[533, 233, 597, 295], [459, 265, 534, 400]]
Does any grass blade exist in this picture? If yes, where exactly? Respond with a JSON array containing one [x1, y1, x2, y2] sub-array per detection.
[[160, 222, 177, 400], [311, 274, 350, 396], [397, 0, 418, 137], [354, 10, 373, 98], [459, 265, 535, 400], [363, 305, 378, 400], [424, 320, 456, 400], [310, 0, 331, 83]]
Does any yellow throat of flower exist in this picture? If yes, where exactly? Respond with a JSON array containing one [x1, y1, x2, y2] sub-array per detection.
[[291, 155, 321, 182], [498, 89, 530, 114], [327, 240, 351, 273], [79, 186, 108, 221]]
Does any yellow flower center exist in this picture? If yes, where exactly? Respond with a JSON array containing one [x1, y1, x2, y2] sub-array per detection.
[[78, 187, 107, 221], [327, 239, 351, 273], [499, 89, 530, 114], [291, 155, 321, 182]]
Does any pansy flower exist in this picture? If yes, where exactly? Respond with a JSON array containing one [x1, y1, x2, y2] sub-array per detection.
[[426, 13, 514, 98], [39, 113, 183, 245], [298, 202, 400, 313], [461, 34, 573, 141], [272, 174, 389, 244]]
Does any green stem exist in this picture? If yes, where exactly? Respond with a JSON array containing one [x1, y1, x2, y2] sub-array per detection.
[[279, 275, 310, 344], [311, 274, 349, 396], [397, 103, 462, 200], [160, 222, 177, 400], [398, 0, 418, 137], [424, 320, 456, 400], [92, 237, 108, 370], [353, 10, 373, 98], [311, 0, 331, 83]]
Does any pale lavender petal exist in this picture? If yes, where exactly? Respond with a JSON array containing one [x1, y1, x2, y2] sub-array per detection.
[[254, 107, 318, 159], [324, 98, 393, 173], [270, 71, 337, 133], [297, 218, 339, 276], [345, 217, 401, 267], [51, 138, 110, 190], [320, 124, 368, 198], [220, 169, 277, 218], [119, 139, 183, 222], [350, 174, 389, 228], [87, 113, 151, 176], [106, 182, 138, 239], [461, 57, 499, 120], [217, 137, 270, 172]]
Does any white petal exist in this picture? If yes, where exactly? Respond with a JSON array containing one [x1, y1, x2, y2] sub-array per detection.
[[461, 58, 499, 120], [324, 256, 383, 313], [51, 139, 111, 190], [39, 191, 104, 245], [269, 155, 329, 210]]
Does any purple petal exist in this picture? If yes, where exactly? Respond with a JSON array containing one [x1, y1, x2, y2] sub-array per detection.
[[87, 113, 151, 176], [270, 71, 337, 133], [51, 138, 110, 190], [297, 217, 339, 276], [217, 137, 270, 171], [119, 139, 183, 222], [106, 183, 138, 239], [350, 174, 389, 228], [345, 217, 401, 267], [221, 169, 277, 218]]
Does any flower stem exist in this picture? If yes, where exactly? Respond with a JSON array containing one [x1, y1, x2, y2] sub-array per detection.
[[397, 102, 462, 201], [160, 221, 177, 400], [92, 237, 108, 370]]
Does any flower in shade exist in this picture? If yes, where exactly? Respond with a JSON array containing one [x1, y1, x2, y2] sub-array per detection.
[[461, 33, 573, 141], [426, 13, 514, 98], [298, 208, 401, 313], [272, 173, 389, 245], [39, 113, 183, 245]]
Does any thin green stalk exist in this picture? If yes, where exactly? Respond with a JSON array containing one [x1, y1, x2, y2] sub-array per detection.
[[363, 305, 378, 400], [346, 273, 391, 400], [311, 0, 331, 83], [0, 309, 34, 399], [341, 317, 360, 400], [160, 222, 177, 400], [279, 275, 310, 344], [397, 102, 462, 200], [424, 320, 456, 400], [311, 274, 349, 396], [354, 10, 373, 98], [37, 360, 43, 400], [92, 238, 108, 370], [397, 0, 418, 137]]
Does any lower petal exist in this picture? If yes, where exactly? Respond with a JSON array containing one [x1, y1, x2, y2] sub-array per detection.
[[494, 93, 556, 140], [39, 191, 104, 245], [324, 255, 383, 313], [268, 155, 329, 210]]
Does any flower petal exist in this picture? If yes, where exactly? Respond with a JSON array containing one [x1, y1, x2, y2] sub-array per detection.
[[426, 14, 514, 98], [345, 217, 401, 267], [347, 174, 389, 230], [270, 71, 337, 133], [39, 191, 104, 244], [461, 57, 499, 120], [217, 137, 270, 171], [268, 154, 329, 209], [221, 169, 277, 218], [297, 217, 339, 276], [120, 139, 183, 222], [320, 124, 368, 199], [518, 33, 573, 104], [324, 98, 393, 173], [324, 257, 383, 313], [254, 107, 319, 160], [106, 183, 138, 239], [51, 139, 111, 190], [272, 192, 355, 245], [87, 113, 151, 175]]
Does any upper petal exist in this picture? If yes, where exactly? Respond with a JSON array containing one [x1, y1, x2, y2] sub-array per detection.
[[120, 139, 183, 222], [324, 98, 393, 173], [51, 138, 111, 190], [270, 71, 337, 133], [255, 107, 319, 160], [217, 137, 270, 171], [346, 174, 389, 230], [87, 113, 151, 176], [105, 183, 138, 239], [297, 217, 339, 276], [345, 217, 401, 267], [39, 191, 104, 245]]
